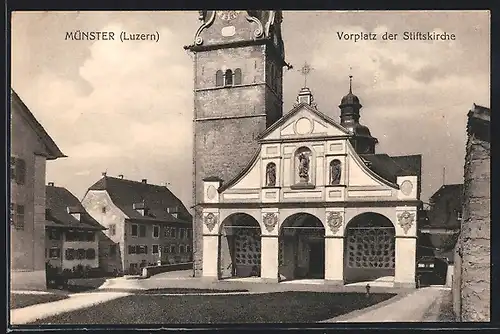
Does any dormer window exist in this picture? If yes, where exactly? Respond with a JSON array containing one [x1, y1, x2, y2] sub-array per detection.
[[166, 206, 179, 219], [67, 206, 83, 221], [133, 202, 148, 216]]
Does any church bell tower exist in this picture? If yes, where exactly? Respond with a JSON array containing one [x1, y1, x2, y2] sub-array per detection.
[[339, 76, 378, 154], [185, 10, 287, 277]]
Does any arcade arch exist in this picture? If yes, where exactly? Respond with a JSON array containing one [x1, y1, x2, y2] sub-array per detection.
[[218, 213, 261, 279], [278, 213, 325, 281], [343, 212, 396, 284]]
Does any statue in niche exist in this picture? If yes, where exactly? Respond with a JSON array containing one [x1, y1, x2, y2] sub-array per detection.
[[266, 163, 276, 187], [330, 159, 342, 185], [298, 152, 310, 182]]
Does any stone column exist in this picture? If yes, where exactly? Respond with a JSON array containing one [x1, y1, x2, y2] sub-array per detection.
[[201, 210, 220, 280], [394, 237, 416, 288], [394, 208, 418, 288], [325, 237, 344, 284], [261, 236, 279, 282], [260, 210, 279, 283], [324, 209, 345, 284]]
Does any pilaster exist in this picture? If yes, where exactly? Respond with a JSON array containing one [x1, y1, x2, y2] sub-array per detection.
[[202, 208, 220, 279], [394, 206, 418, 288], [324, 208, 345, 283], [260, 208, 279, 282]]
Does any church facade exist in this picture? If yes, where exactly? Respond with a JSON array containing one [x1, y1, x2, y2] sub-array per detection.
[[186, 10, 422, 288]]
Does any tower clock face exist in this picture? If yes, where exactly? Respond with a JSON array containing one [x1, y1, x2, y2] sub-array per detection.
[[218, 10, 239, 21]]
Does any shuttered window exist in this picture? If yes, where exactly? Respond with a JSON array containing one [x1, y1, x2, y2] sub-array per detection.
[[13, 204, 25, 230], [86, 248, 96, 260], [10, 157, 16, 181], [10, 157, 26, 185], [16, 158, 26, 185], [65, 248, 75, 260], [139, 225, 146, 237]]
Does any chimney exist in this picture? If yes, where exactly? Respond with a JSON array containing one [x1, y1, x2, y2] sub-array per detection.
[[102, 172, 107, 177], [119, 174, 124, 179], [142, 179, 147, 184], [48, 182, 54, 186]]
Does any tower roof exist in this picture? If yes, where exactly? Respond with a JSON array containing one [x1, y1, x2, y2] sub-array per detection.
[[340, 75, 361, 107], [338, 75, 378, 153]]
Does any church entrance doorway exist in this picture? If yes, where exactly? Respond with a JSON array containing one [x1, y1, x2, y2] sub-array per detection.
[[343, 213, 395, 284], [218, 213, 261, 279], [278, 213, 325, 281]]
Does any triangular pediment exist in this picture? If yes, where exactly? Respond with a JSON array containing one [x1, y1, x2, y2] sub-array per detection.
[[259, 103, 350, 142]]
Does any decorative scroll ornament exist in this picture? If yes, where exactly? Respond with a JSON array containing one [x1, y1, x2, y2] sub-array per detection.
[[397, 211, 415, 234], [245, 13, 264, 38], [194, 11, 216, 45], [327, 212, 343, 234], [204, 213, 218, 232], [263, 213, 278, 232]]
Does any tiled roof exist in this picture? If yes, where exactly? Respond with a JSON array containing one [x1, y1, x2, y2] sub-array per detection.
[[11, 89, 66, 160], [46, 185, 104, 230], [429, 184, 463, 202], [360, 154, 422, 184], [87, 176, 192, 224]]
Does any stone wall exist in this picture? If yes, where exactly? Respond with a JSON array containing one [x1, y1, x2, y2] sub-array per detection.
[[454, 104, 490, 322]]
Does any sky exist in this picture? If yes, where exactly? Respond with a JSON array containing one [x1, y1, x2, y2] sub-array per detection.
[[11, 10, 490, 209]]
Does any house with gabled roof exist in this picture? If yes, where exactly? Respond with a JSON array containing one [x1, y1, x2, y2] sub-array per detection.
[[45, 183, 105, 273], [81, 174, 193, 275], [10, 89, 66, 290]]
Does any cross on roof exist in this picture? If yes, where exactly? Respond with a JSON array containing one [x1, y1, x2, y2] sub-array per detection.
[[299, 62, 313, 87], [349, 66, 353, 93]]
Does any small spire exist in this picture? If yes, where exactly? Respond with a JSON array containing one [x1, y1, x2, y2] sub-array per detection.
[[349, 75, 353, 94]]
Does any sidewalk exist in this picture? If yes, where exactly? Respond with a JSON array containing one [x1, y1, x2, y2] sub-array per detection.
[[325, 287, 446, 322], [10, 291, 131, 325]]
